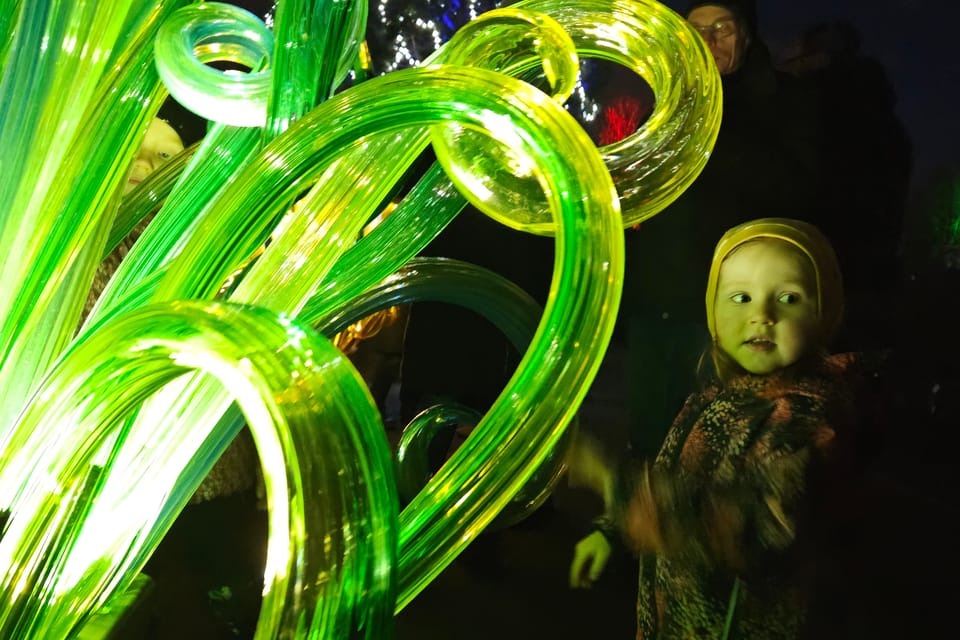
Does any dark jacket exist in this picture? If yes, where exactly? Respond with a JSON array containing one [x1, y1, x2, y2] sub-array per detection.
[[623, 354, 861, 639], [621, 40, 821, 330]]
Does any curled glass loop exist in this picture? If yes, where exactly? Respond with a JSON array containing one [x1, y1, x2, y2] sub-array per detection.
[[396, 403, 484, 505], [396, 405, 576, 532], [155, 2, 274, 126], [433, 0, 722, 231], [0, 301, 396, 639], [427, 6, 583, 235], [319, 257, 572, 530], [0, 0, 720, 632]]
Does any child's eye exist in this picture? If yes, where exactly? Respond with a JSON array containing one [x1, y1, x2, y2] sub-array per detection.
[[158, 151, 171, 160], [778, 292, 801, 304], [730, 293, 750, 303]]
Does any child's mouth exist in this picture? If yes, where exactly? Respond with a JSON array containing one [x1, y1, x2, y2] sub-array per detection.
[[745, 338, 775, 351]]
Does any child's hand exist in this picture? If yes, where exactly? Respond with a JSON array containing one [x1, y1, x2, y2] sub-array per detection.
[[565, 433, 614, 505], [569, 530, 612, 588], [623, 470, 665, 554]]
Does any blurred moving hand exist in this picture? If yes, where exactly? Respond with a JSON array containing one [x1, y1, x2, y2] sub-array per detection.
[[569, 529, 612, 588], [565, 433, 615, 502]]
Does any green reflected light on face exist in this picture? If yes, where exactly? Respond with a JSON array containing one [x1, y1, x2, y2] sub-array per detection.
[[686, 5, 747, 75], [124, 117, 184, 194], [714, 239, 820, 374]]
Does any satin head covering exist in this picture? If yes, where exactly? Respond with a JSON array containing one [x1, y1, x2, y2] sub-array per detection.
[[705, 217, 844, 344]]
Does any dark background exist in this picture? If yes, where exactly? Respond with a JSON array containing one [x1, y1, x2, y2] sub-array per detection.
[[662, 0, 957, 191]]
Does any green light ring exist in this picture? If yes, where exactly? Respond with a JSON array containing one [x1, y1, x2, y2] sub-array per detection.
[[318, 257, 575, 531], [103, 63, 618, 609], [447, 0, 722, 228], [155, 2, 274, 126], [0, 301, 395, 639]]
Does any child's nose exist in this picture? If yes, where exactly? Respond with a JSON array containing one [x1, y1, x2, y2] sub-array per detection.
[[750, 301, 775, 324], [131, 156, 153, 172]]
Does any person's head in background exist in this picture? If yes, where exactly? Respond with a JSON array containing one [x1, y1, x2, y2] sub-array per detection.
[[685, 0, 757, 75], [705, 218, 844, 381], [123, 96, 207, 194]]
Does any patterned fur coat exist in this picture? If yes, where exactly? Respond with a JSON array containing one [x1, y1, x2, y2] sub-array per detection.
[[623, 353, 862, 639]]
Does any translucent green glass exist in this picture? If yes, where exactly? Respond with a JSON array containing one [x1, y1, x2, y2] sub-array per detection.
[[0, 0, 186, 437], [0, 0, 720, 636], [264, 0, 368, 140], [205, 62, 621, 608], [316, 257, 574, 531], [0, 0, 24, 70], [0, 302, 395, 639], [451, 0, 722, 230], [155, 2, 274, 126]]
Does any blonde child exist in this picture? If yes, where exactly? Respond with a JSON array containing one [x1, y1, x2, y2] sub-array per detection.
[[570, 218, 860, 639]]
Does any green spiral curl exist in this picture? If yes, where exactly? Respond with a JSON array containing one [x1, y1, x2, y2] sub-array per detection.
[[314, 257, 575, 532], [155, 2, 275, 126], [0, 0, 720, 636], [0, 301, 396, 639], [438, 0, 722, 231]]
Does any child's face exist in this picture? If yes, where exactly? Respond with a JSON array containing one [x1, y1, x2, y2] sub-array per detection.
[[124, 117, 184, 194], [714, 239, 820, 375]]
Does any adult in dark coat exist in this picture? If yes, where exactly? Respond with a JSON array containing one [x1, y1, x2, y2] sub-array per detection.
[[620, 0, 823, 461], [780, 20, 913, 353]]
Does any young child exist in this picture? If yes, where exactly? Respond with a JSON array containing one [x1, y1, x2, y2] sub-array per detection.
[[570, 218, 860, 639]]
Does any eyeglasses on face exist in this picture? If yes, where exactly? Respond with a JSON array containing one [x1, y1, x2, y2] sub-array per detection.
[[689, 17, 737, 41]]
